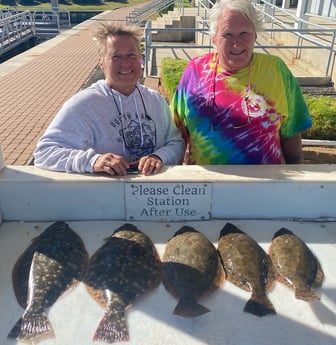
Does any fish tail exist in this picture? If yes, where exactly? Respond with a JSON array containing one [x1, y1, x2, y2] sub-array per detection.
[[8, 311, 52, 341], [93, 309, 129, 343], [173, 298, 210, 318], [244, 292, 276, 317], [295, 289, 320, 301]]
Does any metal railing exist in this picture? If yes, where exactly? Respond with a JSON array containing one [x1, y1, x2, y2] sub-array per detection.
[[142, 0, 336, 79], [0, 7, 19, 18], [0, 7, 72, 57], [144, 22, 212, 75], [32, 10, 61, 38], [0, 10, 35, 56], [126, 0, 176, 26], [258, 1, 336, 78]]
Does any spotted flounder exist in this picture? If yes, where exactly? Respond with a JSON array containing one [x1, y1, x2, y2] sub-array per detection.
[[217, 223, 276, 317], [8, 221, 89, 342], [269, 228, 324, 301], [162, 225, 225, 317], [84, 223, 162, 343]]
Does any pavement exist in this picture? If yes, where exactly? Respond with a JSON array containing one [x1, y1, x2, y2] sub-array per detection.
[[0, 6, 335, 166], [0, 7, 141, 165]]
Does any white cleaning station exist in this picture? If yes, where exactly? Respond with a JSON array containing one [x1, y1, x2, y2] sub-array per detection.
[[0, 155, 335, 345]]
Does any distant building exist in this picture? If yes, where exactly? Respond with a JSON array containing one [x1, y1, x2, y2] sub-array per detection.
[[273, 0, 336, 18]]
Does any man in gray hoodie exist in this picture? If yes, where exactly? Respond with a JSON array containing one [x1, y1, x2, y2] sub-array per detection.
[[34, 23, 185, 176]]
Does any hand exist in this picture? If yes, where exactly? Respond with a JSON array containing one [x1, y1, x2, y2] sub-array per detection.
[[93, 153, 129, 176], [280, 134, 303, 164], [138, 155, 163, 176]]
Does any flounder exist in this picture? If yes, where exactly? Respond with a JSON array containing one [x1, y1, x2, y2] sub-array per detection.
[[8, 221, 89, 342], [217, 222, 276, 317], [84, 223, 162, 343], [269, 227, 324, 301], [162, 225, 225, 317]]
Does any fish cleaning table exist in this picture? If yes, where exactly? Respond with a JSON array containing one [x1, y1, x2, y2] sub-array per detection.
[[0, 164, 335, 345]]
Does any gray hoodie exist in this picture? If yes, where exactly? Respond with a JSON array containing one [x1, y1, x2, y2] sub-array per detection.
[[34, 80, 185, 173]]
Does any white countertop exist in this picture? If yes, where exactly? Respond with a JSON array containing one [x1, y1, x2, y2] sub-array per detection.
[[1, 165, 336, 221], [2, 164, 336, 183], [1, 219, 335, 345]]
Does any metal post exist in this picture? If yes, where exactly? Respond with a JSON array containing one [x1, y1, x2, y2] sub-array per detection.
[[51, 0, 59, 11], [263, 0, 276, 23], [282, 0, 290, 9], [326, 31, 336, 77], [144, 21, 152, 77], [295, 0, 308, 29]]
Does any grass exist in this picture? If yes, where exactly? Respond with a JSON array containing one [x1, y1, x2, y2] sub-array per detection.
[[0, 0, 147, 11], [2, 2, 335, 141], [161, 57, 336, 141], [303, 95, 336, 140], [161, 58, 188, 100]]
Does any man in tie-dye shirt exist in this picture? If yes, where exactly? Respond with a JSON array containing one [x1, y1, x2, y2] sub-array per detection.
[[171, 0, 312, 165]]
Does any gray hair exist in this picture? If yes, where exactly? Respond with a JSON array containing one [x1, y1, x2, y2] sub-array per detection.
[[209, 0, 264, 36], [92, 22, 143, 56]]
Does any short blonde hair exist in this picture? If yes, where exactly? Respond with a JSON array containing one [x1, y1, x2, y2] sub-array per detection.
[[209, 0, 264, 37], [92, 22, 143, 56]]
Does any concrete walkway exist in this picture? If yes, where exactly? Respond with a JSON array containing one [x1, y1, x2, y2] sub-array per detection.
[[0, 7, 140, 165], [0, 6, 335, 166]]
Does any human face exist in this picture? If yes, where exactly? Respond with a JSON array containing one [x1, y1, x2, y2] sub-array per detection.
[[99, 34, 142, 95], [212, 10, 257, 72]]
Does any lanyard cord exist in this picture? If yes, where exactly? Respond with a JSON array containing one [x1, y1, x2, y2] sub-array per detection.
[[110, 85, 148, 118], [110, 85, 150, 153]]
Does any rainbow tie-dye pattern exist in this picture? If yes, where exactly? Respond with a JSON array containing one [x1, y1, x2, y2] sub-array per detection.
[[171, 52, 312, 164]]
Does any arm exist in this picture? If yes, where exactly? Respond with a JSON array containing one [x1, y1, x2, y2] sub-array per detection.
[[280, 133, 304, 164], [276, 56, 311, 164], [34, 98, 100, 173], [147, 95, 186, 165], [169, 61, 199, 164]]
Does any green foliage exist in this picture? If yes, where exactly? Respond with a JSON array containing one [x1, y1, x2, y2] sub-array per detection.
[[0, 0, 145, 10], [159, 0, 192, 15], [1, 1, 334, 142], [161, 57, 188, 100], [160, 58, 336, 140], [303, 95, 336, 140]]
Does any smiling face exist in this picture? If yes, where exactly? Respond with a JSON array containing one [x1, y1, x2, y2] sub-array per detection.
[[99, 34, 143, 95], [212, 9, 257, 72]]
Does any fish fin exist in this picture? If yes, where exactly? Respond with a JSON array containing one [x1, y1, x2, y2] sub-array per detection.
[[8, 311, 52, 341], [265, 256, 276, 291], [174, 225, 199, 236], [244, 293, 276, 317], [173, 298, 210, 318], [312, 261, 324, 288], [219, 223, 243, 238], [93, 309, 129, 343], [295, 289, 320, 301], [211, 257, 226, 290], [272, 228, 294, 239]]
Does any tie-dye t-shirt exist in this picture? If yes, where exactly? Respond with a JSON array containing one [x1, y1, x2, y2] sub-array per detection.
[[171, 52, 312, 164]]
